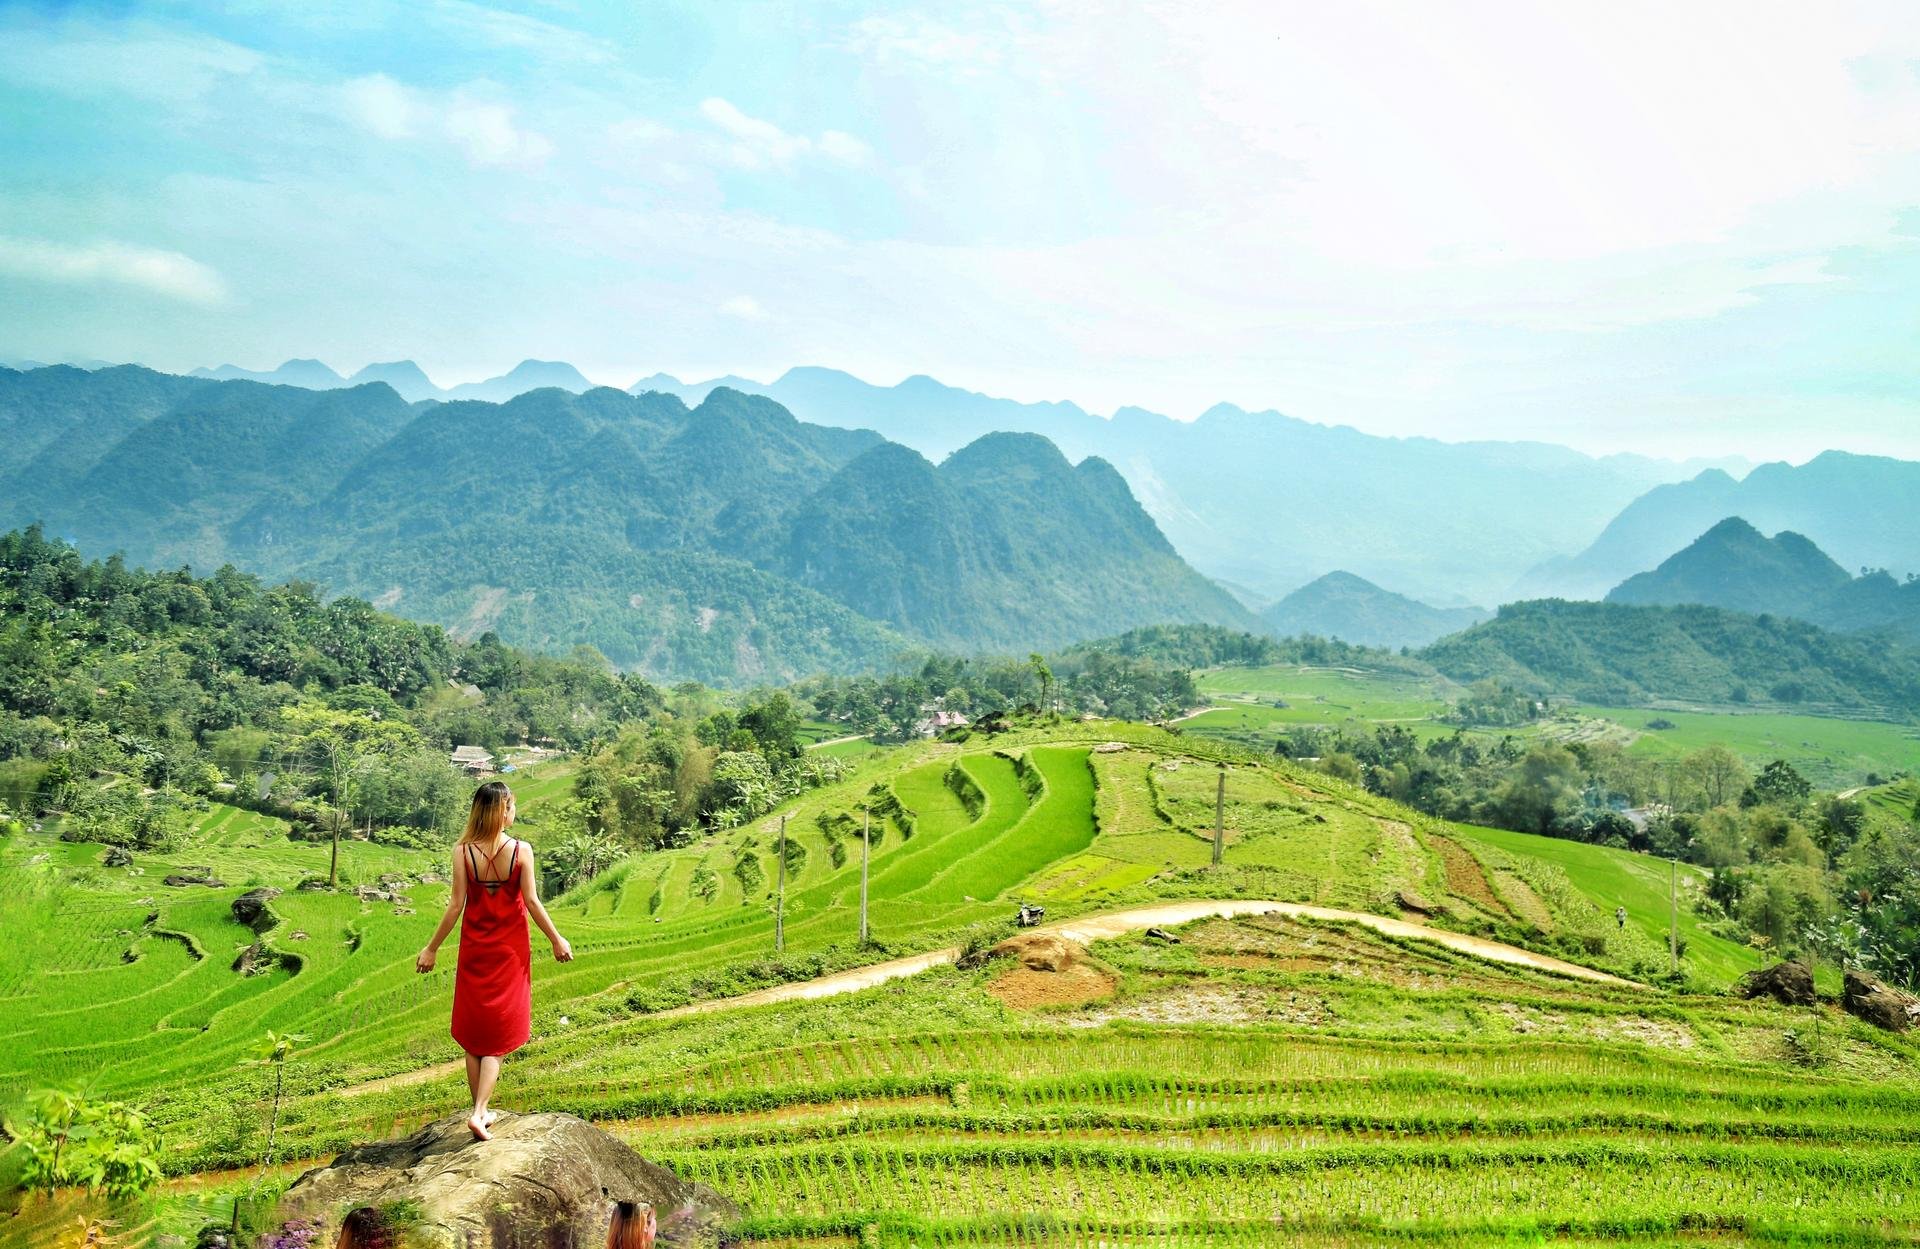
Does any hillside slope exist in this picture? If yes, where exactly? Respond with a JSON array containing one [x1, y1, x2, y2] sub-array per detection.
[[1419, 598, 1920, 713]]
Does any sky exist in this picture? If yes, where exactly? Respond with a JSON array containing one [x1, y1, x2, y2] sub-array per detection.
[[3, 0, 1920, 462]]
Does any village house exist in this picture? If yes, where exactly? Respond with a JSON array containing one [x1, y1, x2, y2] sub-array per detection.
[[450, 744, 495, 775], [914, 708, 970, 738]]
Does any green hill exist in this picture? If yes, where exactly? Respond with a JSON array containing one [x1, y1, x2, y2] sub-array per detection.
[[1418, 598, 1920, 715], [0, 367, 1256, 683], [1609, 517, 1920, 644], [15, 715, 1920, 1245], [1262, 570, 1489, 649]]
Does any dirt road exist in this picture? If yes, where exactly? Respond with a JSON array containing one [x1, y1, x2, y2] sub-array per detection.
[[337, 899, 1643, 1099]]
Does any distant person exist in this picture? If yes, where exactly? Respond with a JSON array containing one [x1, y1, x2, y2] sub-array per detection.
[[416, 781, 573, 1140], [1615, 905, 1626, 929]]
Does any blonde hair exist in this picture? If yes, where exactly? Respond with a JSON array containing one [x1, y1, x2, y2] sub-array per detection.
[[459, 780, 513, 845]]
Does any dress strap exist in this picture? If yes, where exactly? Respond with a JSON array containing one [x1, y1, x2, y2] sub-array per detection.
[[506, 840, 518, 881]]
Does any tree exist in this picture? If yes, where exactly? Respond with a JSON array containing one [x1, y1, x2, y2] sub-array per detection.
[[1684, 745, 1748, 809], [1028, 653, 1054, 714], [282, 704, 421, 887], [1742, 759, 1811, 809], [247, 1030, 308, 1196]]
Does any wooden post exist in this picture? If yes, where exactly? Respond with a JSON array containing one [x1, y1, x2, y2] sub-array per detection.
[[860, 807, 871, 944], [775, 814, 787, 955], [1669, 857, 1678, 975], [1212, 765, 1226, 866]]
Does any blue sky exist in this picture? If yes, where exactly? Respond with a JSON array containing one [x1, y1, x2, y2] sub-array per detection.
[[3, 0, 1920, 461]]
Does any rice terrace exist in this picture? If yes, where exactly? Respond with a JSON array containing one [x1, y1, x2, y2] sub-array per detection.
[[7, 712, 1919, 1245]]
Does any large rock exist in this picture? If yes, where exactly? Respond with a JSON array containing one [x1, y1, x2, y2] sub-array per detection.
[[1741, 960, 1816, 1007], [275, 1111, 735, 1247], [101, 846, 133, 867], [231, 886, 282, 932], [164, 873, 226, 888], [1842, 969, 1919, 1032]]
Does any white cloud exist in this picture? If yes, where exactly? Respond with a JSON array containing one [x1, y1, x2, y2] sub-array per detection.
[[340, 75, 551, 168], [0, 236, 226, 305], [718, 295, 769, 320], [699, 97, 873, 171], [340, 73, 416, 139], [445, 95, 553, 166]]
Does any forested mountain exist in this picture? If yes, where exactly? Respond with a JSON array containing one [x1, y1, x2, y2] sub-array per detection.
[[0, 366, 1250, 683], [627, 366, 1739, 606], [1608, 517, 1920, 643], [1419, 599, 1920, 714], [1516, 452, 1920, 600], [1261, 570, 1489, 649], [185, 358, 1743, 607], [187, 356, 598, 404]]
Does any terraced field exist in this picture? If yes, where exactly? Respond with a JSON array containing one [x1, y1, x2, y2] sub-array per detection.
[[14, 910, 1917, 1247], [6, 722, 1905, 1246]]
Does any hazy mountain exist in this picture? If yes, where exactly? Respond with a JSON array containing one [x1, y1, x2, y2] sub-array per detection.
[[191, 358, 347, 389], [1607, 517, 1920, 643], [1607, 518, 1852, 617], [1262, 571, 1490, 649], [623, 366, 1740, 606], [1420, 599, 1920, 715], [443, 359, 595, 402], [346, 360, 441, 402], [1516, 451, 1920, 600], [0, 367, 1249, 683]]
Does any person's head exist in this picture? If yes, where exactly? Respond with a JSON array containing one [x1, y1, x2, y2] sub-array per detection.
[[460, 780, 516, 844]]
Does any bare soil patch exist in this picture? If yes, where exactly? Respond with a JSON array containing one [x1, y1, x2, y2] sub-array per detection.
[[988, 961, 1116, 1011], [1428, 832, 1512, 918], [1496, 870, 1555, 931]]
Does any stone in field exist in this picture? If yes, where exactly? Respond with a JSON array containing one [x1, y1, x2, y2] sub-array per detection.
[[1842, 969, 1919, 1032], [102, 846, 133, 867], [1741, 961, 1816, 1007], [275, 1111, 735, 1247], [231, 886, 282, 931]]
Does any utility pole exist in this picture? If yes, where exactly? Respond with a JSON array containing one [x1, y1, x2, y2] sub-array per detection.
[[1212, 764, 1226, 866], [859, 806, 871, 944], [775, 814, 787, 955], [1669, 857, 1678, 975]]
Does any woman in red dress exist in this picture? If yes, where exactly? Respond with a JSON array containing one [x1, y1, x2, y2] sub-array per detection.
[[415, 781, 573, 1139]]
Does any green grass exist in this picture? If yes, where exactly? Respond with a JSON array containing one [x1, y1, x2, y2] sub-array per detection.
[[1569, 705, 1920, 790], [1446, 821, 1761, 986]]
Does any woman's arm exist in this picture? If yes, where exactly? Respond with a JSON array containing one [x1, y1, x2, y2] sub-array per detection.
[[415, 847, 468, 973], [519, 843, 573, 962]]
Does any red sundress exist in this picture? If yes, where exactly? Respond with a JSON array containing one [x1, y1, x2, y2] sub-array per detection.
[[450, 838, 532, 1057]]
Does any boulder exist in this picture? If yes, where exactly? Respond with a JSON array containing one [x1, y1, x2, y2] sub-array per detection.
[[296, 878, 332, 892], [354, 885, 396, 903], [101, 846, 133, 867], [231, 886, 282, 932], [1842, 969, 1919, 1032], [1741, 961, 1816, 1008], [990, 933, 1081, 972], [275, 1111, 735, 1247], [164, 873, 227, 888], [232, 940, 279, 976]]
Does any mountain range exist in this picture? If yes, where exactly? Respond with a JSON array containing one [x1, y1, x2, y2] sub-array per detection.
[[0, 365, 1253, 683], [171, 357, 1759, 607], [1606, 517, 1920, 644]]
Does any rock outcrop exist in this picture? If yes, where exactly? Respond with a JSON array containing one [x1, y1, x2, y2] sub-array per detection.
[[1842, 969, 1919, 1032], [231, 886, 282, 932], [274, 1111, 736, 1247], [101, 846, 133, 867], [1741, 960, 1816, 1007]]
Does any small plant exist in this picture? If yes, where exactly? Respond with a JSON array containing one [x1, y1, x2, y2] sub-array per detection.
[[2, 1088, 162, 1198], [247, 1029, 309, 1194]]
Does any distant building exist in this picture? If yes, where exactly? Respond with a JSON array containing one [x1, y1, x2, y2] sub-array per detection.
[[914, 708, 971, 737], [451, 745, 495, 775]]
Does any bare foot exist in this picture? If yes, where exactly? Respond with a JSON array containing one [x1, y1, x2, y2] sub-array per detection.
[[467, 1112, 492, 1141], [481, 1109, 498, 1128]]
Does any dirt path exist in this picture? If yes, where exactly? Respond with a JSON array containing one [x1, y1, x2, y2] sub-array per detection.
[[807, 734, 870, 749], [334, 899, 1644, 1099]]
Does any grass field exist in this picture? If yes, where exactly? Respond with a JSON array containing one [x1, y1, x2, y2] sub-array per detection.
[[4, 719, 1915, 1246], [1187, 665, 1919, 790]]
